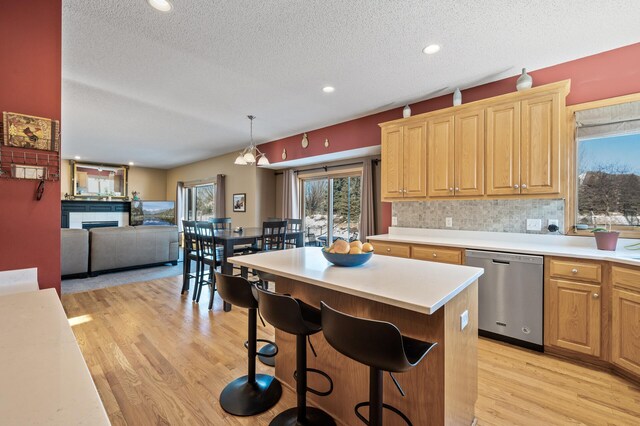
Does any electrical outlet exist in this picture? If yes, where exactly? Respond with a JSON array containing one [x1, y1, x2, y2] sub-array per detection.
[[460, 310, 469, 331], [445, 217, 453, 227], [526, 219, 542, 231], [548, 219, 559, 227], [391, 216, 398, 226]]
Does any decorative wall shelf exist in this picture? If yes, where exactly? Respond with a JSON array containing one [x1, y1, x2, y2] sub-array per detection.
[[0, 121, 60, 182]]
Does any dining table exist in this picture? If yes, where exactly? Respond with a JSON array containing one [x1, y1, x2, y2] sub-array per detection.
[[214, 227, 305, 311]]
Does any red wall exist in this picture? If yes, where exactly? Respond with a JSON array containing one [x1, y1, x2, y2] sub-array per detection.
[[258, 42, 640, 233], [0, 0, 62, 293]]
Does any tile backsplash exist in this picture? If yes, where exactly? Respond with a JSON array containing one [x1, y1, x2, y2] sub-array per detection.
[[392, 199, 565, 233]]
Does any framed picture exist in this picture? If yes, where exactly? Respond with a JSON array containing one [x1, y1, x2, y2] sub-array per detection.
[[3, 112, 58, 151], [233, 193, 246, 212]]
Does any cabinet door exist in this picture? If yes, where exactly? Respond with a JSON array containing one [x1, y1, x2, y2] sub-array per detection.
[[486, 102, 521, 195], [547, 279, 601, 356], [455, 109, 485, 196], [403, 122, 427, 198], [521, 93, 561, 194], [427, 115, 455, 197], [611, 288, 640, 376], [381, 126, 404, 199]]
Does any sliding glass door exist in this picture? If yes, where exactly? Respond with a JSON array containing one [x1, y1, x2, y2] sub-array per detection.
[[303, 174, 361, 246], [186, 183, 215, 221]]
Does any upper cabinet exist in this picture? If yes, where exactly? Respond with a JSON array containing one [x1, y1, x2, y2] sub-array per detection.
[[379, 80, 569, 202], [381, 122, 427, 199], [427, 109, 484, 197]]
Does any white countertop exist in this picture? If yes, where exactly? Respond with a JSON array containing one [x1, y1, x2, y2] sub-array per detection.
[[368, 228, 640, 266], [229, 247, 484, 315], [0, 289, 110, 425]]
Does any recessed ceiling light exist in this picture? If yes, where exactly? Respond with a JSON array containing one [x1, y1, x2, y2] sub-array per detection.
[[147, 0, 172, 12], [322, 86, 335, 93], [128, 161, 135, 166], [423, 44, 441, 54], [74, 155, 81, 160]]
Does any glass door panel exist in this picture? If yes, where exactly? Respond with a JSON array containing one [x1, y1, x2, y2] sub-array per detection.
[[303, 179, 329, 246], [332, 176, 361, 242]]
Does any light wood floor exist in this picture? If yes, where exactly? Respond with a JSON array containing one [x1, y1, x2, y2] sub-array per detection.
[[62, 277, 640, 426]]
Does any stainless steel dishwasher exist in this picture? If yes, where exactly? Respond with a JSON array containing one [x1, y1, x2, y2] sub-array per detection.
[[465, 250, 544, 351]]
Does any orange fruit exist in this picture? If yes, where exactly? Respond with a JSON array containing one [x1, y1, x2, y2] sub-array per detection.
[[349, 240, 363, 249], [362, 243, 374, 253], [333, 239, 350, 254]]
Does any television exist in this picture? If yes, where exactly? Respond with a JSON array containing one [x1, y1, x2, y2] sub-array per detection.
[[130, 201, 175, 226]]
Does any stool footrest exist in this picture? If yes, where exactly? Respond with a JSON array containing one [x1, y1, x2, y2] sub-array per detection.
[[293, 368, 334, 397], [354, 401, 413, 426], [244, 339, 278, 358]]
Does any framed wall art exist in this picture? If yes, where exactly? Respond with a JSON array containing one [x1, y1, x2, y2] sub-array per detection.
[[233, 193, 246, 212], [3, 112, 58, 151]]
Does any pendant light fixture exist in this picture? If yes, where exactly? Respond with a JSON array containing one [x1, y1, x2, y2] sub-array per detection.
[[235, 115, 269, 166]]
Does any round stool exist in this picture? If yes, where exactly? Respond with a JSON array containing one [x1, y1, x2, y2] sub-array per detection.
[[215, 272, 282, 416], [255, 287, 335, 426], [320, 302, 437, 426]]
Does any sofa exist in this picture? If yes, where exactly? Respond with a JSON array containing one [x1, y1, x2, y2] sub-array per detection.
[[90, 226, 179, 275], [61, 228, 89, 277], [61, 226, 179, 277]]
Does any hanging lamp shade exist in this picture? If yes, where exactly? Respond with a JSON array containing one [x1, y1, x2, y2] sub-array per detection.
[[234, 115, 269, 166]]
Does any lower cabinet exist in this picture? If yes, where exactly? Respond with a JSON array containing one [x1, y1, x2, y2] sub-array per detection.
[[611, 266, 640, 377], [546, 278, 601, 356], [411, 245, 463, 264]]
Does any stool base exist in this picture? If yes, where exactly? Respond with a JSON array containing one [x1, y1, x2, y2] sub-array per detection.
[[219, 374, 282, 416], [258, 343, 277, 367], [270, 407, 336, 426]]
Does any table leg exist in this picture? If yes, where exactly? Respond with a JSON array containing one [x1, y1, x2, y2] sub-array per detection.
[[221, 240, 233, 312]]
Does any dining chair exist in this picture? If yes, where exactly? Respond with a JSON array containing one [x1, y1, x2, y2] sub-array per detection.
[[209, 217, 232, 231], [181, 220, 200, 295], [284, 218, 302, 249], [195, 221, 222, 309]]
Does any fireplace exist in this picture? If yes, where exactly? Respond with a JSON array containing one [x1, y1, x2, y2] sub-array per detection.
[[82, 221, 119, 230], [61, 200, 131, 229]]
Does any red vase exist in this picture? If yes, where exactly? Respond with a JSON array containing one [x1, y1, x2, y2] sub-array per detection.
[[593, 231, 619, 251]]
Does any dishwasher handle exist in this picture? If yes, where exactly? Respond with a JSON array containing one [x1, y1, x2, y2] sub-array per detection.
[[492, 259, 511, 265], [465, 249, 543, 265]]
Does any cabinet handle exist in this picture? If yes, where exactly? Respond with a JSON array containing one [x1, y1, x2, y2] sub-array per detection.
[[455, 187, 459, 191], [571, 268, 578, 274], [386, 248, 391, 252], [521, 183, 527, 189], [513, 184, 519, 189], [449, 187, 454, 192], [593, 293, 599, 299], [432, 253, 437, 257]]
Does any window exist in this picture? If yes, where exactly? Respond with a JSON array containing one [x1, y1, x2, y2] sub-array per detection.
[[302, 173, 361, 246], [186, 183, 215, 221], [574, 98, 640, 234], [577, 133, 640, 229]]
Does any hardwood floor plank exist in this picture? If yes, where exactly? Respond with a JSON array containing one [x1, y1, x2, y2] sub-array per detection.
[[62, 276, 640, 426]]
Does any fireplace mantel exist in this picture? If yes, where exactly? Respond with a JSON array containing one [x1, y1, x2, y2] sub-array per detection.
[[61, 200, 131, 228]]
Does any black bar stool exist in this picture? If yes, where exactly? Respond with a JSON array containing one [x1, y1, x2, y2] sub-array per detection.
[[255, 287, 335, 426], [214, 272, 282, 416], [320, 302, 437, 426]]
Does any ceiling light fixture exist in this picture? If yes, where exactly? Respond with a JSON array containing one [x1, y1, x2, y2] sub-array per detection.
[[74, 155, 81, 160], [422, 44, 441, 54], [322, 86, 335, 93], [147, 0, 172, 12], [235, 115, 269, 166], [128, 162, 135, 166]]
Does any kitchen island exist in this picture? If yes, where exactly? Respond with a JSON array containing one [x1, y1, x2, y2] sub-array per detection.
[[230, 247, 484, 426]]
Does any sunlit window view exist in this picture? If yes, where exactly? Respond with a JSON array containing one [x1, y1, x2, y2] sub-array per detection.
[[577, 133, 640, 228], [303, 175, 361, 246], [186, 184, 216, 221]]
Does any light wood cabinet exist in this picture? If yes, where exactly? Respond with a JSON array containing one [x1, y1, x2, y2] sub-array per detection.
[[547, 278, 602, 356], [549, 258, 602, 283], [427, 109, 484, 198], [486, 101, 521, 195], [521, 92, 561, 194], [486, 92, 562, 196], [611, 266, 640, 376], [373, 241, 411, 258], [381, 123, 427, 199], [411, 245, 463, 265]]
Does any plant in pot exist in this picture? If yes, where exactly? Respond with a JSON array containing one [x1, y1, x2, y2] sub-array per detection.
[[591, 226, 620, 251]]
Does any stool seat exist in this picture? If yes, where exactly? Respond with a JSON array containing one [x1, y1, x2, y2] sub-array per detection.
[[321, 302, 437, 426]]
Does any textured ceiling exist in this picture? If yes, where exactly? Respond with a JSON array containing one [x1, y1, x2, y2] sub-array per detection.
[[62, 0, 640, 168]]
